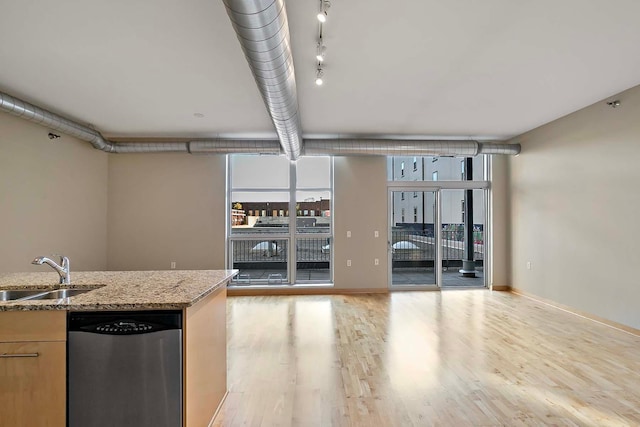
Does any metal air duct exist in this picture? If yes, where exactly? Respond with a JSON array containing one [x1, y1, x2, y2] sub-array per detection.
[[2, 90, 520, 156], [223, 0, 302, 160], [478, 142, 521, 155], [1, 91, 117, 152], [106, 140, 281, 154], [0, 90, 282, 155], [189, 139, 281, 154], [303, 139, 521, 156]]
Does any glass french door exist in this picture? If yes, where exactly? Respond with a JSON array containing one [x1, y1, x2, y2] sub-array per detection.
[[388, 187, 488, 289], [389, 190, 439, 288]]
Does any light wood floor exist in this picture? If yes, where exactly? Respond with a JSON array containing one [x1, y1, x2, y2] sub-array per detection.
[[213, 291, 640, 426]]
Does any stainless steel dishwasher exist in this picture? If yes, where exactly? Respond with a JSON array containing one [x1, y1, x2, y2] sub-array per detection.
[[68, 311, 182, 427]]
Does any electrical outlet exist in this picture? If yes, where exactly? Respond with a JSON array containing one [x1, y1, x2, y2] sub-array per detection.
[[347, 259, 352, 267], [526, 261, 531, 270], [171, 261, 176, 270], [374, 258, 379, 266], [374, 230, 379, 238], [347, 231, 351, 238]]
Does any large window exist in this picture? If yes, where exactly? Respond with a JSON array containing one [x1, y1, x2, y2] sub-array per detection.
[[228, 155, 333, 286], [387, 156, 485, 181]]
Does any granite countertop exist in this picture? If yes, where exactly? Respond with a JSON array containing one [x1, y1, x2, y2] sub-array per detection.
[[0, 270, 238, 311]]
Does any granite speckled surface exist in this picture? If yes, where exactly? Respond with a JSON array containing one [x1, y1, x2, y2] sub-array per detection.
[[0, 270, 237, 311]]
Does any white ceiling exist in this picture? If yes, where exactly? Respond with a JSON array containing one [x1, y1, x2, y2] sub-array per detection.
[[1, 0, 640, 141]]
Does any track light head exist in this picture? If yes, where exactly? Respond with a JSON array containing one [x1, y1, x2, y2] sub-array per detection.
[[315, 68, 324, 86], [317, 0, 330, 22], [48, 132, 60, 140]]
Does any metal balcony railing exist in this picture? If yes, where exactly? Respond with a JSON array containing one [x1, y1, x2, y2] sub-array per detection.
[[391, 230, 483, 261], [232, 240, 288, 262], [231, 239, 332, 263]]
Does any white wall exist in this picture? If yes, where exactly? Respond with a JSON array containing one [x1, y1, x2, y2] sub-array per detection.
[[0, 113, 108, 273], [107, 153, 226, 271], [509, 84, 640, 329]]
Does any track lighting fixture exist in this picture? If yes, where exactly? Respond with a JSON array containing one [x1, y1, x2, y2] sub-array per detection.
[[48, 132, 60, 140], [317, 0, 330, 22], [607, 100, 621, 108], [315, 68, 324, 86], [314, 0, 330, 86]]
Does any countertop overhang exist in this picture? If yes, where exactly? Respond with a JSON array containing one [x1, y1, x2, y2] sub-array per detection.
[[0, 270, 238, 311]]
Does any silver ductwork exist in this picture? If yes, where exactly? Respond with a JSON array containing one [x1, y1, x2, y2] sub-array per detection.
[[107, 140, 281, 154], [189, 140, 281, 154], [478, 142, 521, 155], [223, 0, 302, 160], [2, 90, 520, 156], [111, 142, 187, 153], [303, 139, 521, 156], [1, 91, 116, 152], [0, 90, 282, 155]]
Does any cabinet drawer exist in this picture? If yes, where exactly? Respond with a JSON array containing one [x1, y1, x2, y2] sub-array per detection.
[[0, 341, 66, 426], [0, 310, 66, 342]]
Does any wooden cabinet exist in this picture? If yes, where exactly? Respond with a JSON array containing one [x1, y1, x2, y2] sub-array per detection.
[[0, 311, 66, 427], [184, 286, 227, 427]]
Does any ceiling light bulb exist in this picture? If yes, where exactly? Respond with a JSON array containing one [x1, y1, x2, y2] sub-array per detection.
[[317, 0, 330, 22], [315, 68, 324, 86]]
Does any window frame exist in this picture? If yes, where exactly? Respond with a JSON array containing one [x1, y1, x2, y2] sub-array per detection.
[[227, 155, 333, 286]]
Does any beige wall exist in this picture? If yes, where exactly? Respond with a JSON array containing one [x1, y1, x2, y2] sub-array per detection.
[[509, 84, 640, 329], [0, 113, 108, 273], [0, 109, 497, 293], [490, 155, 511, 288], [333, 157, 388, 290], [108, 154, 389, 288], [107, 153, 226, 271]]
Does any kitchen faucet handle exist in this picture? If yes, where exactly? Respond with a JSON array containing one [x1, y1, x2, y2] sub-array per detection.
[[50, 254, 70, 268]]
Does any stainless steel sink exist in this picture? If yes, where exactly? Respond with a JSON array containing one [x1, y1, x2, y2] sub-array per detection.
[[0, 286, 102, 302], [26, 288, 94, 300], [0, 289, 49, 301]]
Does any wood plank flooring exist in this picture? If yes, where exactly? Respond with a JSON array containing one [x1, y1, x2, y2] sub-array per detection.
[[212, 291, 640, 426]]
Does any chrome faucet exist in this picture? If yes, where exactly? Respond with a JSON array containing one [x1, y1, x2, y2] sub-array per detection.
[[32, 255, 71, 285]]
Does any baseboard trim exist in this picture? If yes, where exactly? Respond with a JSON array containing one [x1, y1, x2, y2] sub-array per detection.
[[490, 285, 511, 291], [511, 287, 640, 337], [228, 287, 389, 296]]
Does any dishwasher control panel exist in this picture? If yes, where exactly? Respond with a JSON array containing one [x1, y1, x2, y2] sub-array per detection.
[[69, 310, 182, 335], [95, 321, 154, 334]]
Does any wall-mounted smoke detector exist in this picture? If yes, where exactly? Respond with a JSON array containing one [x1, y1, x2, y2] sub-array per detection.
[[607, 100, 621, 108]]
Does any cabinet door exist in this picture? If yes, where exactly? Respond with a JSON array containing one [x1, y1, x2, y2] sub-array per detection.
[[0, 341, 66, 427]]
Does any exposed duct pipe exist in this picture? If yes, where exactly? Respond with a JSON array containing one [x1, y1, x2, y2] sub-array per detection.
[[477, 142, 521, 155], [1, 91, 116, 152], [1, 90, 520, 156], [0, 90, 281, 155], [87, 139, 281, 154], [223, 0, 303, 160], [105, 140, 282, 154], [189, 140, 281, 154], [303, 139, 521, 156]]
